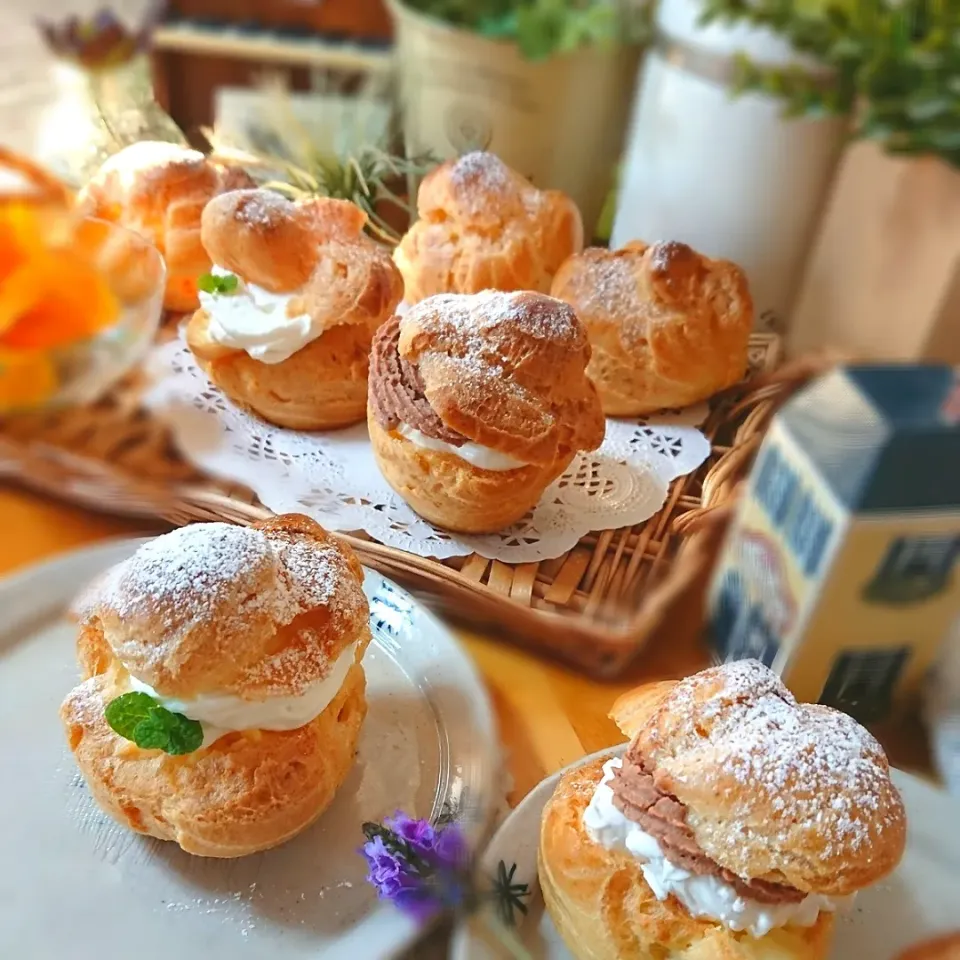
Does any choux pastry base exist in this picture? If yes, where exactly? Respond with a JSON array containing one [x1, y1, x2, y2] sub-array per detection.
[[187, 310, 372, 430], [61, 662, 367, 858], [368, 414, 568, 533]]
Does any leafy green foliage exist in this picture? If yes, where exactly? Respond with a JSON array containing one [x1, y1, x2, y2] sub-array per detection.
[[401, 0, 648, 60], [699, 0, 960, 168], [197, 272, 239, 295], [260, 146, 439, 244], [105, 692, 204, 755]]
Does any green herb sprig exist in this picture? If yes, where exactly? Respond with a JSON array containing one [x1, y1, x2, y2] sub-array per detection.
[[402, 0, 649, 60], [204, 136, 436, 246], [197, 272, 239, 295], [699, 0, 960, 168], [105, 692, 203, 755]]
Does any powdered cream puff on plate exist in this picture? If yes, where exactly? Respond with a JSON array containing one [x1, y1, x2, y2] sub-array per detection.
[[367, 290, 605, 533], [186, 189, 403, 430], [60, 515, 371, 858], [539, 661, 906, 959], [394, 151, 583, 303]]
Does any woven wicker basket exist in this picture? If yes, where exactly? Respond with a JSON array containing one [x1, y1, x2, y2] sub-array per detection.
[[0, 333, 821, 677]]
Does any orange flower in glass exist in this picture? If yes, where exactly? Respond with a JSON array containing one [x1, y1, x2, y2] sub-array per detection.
[[0, 150, 121, 411]]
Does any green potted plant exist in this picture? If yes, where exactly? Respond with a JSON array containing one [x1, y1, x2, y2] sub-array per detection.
[[388, 0, 648, 235], [701, 0, 960, 362]]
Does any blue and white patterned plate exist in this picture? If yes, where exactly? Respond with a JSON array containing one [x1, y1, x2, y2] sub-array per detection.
[[0, 538, 499, 960]]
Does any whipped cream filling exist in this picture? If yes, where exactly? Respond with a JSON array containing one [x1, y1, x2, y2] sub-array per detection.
[[397, 423, 529, 472], [583, 758, 853, 938], [199, 265, 314, 364], [126, 642, 357, 748]]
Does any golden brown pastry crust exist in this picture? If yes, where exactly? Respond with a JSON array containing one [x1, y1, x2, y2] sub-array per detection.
[[897, 934, 960, 960], [398, 291, 605, 466], [539, 756, 835, 960], [550, 241, 754, 415], [77, 514, 370, 700], [367, 415, 568, 533], [187, 309, 376, 430], [63, 514, 371, 858], [77, 141, 253, 312], [187, 190, 403, 430], [61, 659, 367, 858], [610, 665, 907, 896], [394, 152, 583, 303], [367, 290, 604, 533]]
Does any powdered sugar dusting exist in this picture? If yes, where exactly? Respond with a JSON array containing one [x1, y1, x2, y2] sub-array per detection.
[[407, 290, 582, 350], [449, 151, 511, 195], [665, 661, 899, 853], [236, 190, 293, 228], [101, 523, 274, 626], [240, 535, 367, 694], [567, 252, 643, 323], [88, 523, 367, 692]]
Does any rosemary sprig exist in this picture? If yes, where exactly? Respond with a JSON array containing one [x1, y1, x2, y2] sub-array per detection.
[[203, 134, 436, 246]]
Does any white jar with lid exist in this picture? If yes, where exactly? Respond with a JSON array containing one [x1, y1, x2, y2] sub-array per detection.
[[610, 0, 847, 329]]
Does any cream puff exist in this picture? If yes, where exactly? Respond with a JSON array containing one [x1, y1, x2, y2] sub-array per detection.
[[393, 151, 583, 304], [551, 240, 754, 415], [367, 290, 605, 533], [77, 141, 254, 312], [60, 515, 371, 858], [185, 189, 403, 430], [539, 661, 906, 960]]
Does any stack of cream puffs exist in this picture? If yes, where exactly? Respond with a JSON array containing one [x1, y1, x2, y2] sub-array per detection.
[[60, 515, 371, 858], [540, 660, 906, 959], [367, 290, 605, 533], [394, 151, 584, 302], [186, 189, 403, 429]]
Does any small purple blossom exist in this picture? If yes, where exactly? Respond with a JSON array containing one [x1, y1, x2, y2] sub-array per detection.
[[361, 814, 470, 922], [384, 813, 437, 858]]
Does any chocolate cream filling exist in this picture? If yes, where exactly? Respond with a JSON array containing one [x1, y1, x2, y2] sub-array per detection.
[[369, 315, 468, 446], [610, 744, 806, 905]]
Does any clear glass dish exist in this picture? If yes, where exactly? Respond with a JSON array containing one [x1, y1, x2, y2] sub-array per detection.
[[7, 218, 166, 412]]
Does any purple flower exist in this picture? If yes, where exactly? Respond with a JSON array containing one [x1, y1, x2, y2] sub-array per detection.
[[384, 813, 437, 857], [363, 835, 403, 893], [36, 1, 167, 70], [360, 814, 471, 923]]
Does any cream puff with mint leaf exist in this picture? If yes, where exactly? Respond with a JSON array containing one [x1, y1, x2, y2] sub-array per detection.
[[60, 515, 371, 858], [186, 189, 403, 430]]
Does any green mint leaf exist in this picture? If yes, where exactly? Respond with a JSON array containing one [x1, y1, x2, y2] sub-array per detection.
[[105, 693, 203, 755], [134, 707, 204, 755], [104, 692, 156, 740], [197, 272, 239, 295]]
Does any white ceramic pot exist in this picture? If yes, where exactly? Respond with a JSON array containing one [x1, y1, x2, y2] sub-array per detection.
[[388, 0, 642, 236], [611, 0, 846, 328]]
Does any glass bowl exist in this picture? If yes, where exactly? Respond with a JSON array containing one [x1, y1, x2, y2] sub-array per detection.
[[5, 218, 166, 413]]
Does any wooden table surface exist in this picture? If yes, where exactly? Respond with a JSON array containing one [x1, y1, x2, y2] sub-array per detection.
[[0, 483, 934, 805]]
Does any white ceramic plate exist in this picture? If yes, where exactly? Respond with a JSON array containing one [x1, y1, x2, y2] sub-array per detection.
[[0, 538, 499, 960], [452, 744, 960, 960]]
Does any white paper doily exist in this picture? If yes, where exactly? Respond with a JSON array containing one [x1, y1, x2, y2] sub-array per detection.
[[144, 338, 711, 562]]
